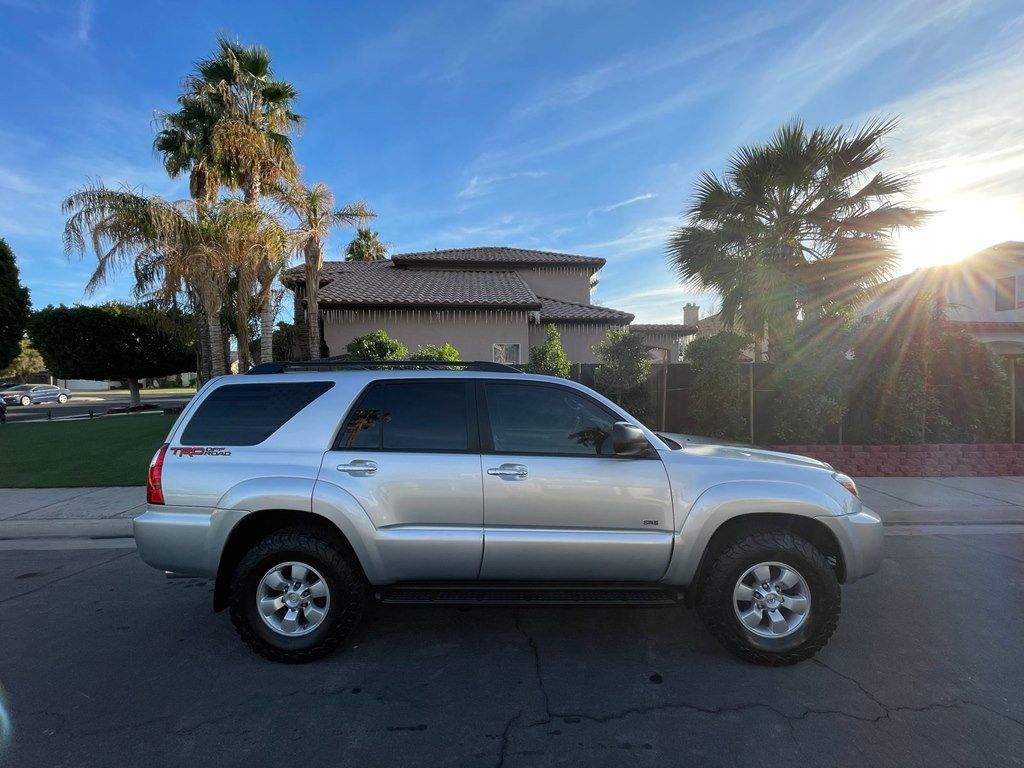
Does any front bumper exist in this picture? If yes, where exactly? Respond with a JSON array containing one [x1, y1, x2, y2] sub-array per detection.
[[133, 505, 223, 577], [816, 505, 884, 583]]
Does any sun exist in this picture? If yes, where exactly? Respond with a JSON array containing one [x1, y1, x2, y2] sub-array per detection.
[[894, 194, 1024, 274]]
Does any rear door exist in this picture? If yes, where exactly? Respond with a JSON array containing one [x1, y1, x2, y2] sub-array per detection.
[[318, 379, 484, 581], [478, 381, 674, 582]]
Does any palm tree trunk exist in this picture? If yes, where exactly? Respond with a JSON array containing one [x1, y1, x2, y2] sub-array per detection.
[[207, 317, 226, 376], [260, 303, 275, 363], [305, 242, 322, 360]]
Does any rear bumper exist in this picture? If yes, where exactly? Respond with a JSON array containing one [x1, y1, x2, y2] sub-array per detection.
[[816, 505, 884, 583], [133, 505, 221, 577]]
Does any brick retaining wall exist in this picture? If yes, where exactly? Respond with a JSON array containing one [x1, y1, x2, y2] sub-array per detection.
[[770, 444, 1023, 477]]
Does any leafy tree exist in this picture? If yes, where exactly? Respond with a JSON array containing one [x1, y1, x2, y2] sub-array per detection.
[[345, 226, 388, 262], [410, 343, 460, 362], [526, 324, 570, 378], [273, 180, 373, 360], [1, 339, 45, 382], [345, 330, 408, 361], [593, 329, 652, 421], [668, 119, 929, 356], [684, 331, 752, 441], [28, 304, 194, 407], [0, 238, 31, 371], [271, 321, 301, 362]]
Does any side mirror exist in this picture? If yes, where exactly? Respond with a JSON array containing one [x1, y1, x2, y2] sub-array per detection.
[[612, 421, 649, 457]]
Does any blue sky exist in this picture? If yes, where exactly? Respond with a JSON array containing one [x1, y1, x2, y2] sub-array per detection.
[[2, 0, 1023, 323]]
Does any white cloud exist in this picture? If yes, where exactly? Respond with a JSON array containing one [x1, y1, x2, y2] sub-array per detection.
[[588, 193, 656, 217], [456, 170, 546, 200], [75, 0, 93, 44]]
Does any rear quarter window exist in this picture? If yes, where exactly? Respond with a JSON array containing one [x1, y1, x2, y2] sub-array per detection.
[[180, 382, 334, 446]]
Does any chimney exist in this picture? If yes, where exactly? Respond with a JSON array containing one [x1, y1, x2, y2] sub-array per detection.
[[683, 303, 699, 326]]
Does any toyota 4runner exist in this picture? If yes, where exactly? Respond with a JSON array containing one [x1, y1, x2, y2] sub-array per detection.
[[134, 360, 883, 665]]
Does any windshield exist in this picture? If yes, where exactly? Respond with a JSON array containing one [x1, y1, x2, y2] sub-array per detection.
[[3, 385, 32, 392]]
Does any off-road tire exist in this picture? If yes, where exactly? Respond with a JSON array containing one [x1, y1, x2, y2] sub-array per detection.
[[696, 529, 840, 666], [229, 527, 366, 663]]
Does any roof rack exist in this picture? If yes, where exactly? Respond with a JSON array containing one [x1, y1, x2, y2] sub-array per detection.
[[245, 359, 523, 375]]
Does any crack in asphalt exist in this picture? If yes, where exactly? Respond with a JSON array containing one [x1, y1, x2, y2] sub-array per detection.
[[494, 707, 522, 768], [512, 609, 551, 723]]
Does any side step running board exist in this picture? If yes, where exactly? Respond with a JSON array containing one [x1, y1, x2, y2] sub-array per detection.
[[377, 586, 682, 606]]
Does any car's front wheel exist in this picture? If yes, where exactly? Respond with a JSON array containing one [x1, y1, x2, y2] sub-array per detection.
[[228, 527, 366, 663], [696, 529, 840, 666], [19, 395, 30, 406]]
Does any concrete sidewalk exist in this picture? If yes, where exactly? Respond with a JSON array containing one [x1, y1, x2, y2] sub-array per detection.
[[2, 477, 1024, 541]]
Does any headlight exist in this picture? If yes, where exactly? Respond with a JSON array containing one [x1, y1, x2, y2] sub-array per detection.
[[832, 472, 858, 498]]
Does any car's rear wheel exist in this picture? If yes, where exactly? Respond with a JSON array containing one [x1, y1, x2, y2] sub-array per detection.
[[696, 528, 840, 666], [228, 527, 366, 663], [57, 394, 68, 404], [19, 396, 30, 406]]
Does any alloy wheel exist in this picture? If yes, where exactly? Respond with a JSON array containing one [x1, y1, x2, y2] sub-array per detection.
[[732, 561, 811, 638]]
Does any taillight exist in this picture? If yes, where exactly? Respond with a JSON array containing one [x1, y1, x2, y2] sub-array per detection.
[[147, 443, 169, 505]]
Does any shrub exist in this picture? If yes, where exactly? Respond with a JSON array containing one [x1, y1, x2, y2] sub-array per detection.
[[593, 329, 652, 422], [410, 343, 461, 362], [769, 320, 851, 444], [526, 324, 570, 378], [684, 331, 751, 441], [345, 330, 408, 361]]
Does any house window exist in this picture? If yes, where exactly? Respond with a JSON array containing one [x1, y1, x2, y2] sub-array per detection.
[[996, 276, 1017, 311], [492, 343, 521, 365]]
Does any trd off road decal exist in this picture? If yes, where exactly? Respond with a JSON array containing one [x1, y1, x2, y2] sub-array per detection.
[[170, 446, 232, 457]]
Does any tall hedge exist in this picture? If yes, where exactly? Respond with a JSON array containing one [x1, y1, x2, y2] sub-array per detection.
[[0, 238, 31, 371]]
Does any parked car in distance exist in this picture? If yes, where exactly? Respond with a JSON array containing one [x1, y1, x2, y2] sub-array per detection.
[[1, 384, 72, 406], [134, 360, 883, 666]]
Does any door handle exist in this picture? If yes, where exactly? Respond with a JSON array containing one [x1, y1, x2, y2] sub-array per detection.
[[337, 460, 378, 475], [487, 464, 528, 479]]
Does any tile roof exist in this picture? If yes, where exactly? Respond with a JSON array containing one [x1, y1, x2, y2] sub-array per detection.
[[538, 296, 633, 324], [631, 324, 699, 335], [315, 262, 542, 309], [391, 246, 605, 269]]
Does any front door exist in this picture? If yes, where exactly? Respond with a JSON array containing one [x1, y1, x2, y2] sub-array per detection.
[[478, 381, 674, 582], [317, 379, 483, 581]]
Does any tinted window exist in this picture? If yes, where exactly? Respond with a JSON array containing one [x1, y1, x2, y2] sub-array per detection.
[[338, 381, 472, 452], [181, 382, 334, 446], [484, 383, 616, 456]]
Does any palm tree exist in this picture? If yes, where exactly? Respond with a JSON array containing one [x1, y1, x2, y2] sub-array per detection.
[[181, 37, 303, 365], [153, 96, 223, 211], [62, 183, 272, 376], [667, 118, 929, 357], [187, 36, 302, 204], [273, 179, 374, 359], [345, 226, 388, 262]]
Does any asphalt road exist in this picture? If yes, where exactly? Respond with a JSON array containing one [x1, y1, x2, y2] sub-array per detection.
[[2, 392, 193, 424], [1, 531, 1022, 768]]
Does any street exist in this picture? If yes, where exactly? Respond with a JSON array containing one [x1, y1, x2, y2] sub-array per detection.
[[2, 391, 193, 424], [1, 528, 1022, 767]]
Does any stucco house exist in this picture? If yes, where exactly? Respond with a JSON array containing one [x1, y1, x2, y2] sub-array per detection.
[[283, 246, 638, 364], [859, 241, 1024, 356]]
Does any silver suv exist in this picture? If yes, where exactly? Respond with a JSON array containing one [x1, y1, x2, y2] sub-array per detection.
[[134, 361, 883, 665]]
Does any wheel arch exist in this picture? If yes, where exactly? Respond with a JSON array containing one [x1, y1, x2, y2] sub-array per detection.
[[665, 480, 848, 591], [687, 513, 845, 602], [213, 510, 362, 612]]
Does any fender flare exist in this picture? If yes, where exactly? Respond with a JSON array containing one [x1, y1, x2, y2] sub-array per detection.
[[663, 480, 844, 586]]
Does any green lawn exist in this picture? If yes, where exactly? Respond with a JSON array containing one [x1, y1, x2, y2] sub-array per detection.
[[0, 414, 177, 487]]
